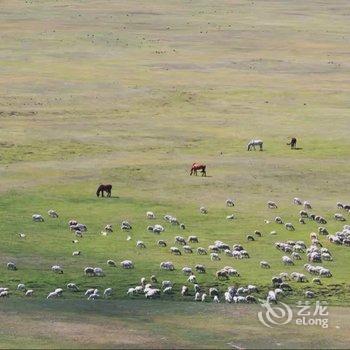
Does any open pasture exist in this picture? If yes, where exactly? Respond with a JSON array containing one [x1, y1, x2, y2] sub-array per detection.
[[1, 0, 350, 347]]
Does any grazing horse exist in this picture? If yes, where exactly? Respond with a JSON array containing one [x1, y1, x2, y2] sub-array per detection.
[[247, 139, 263, 151], [190, 163, 207, 176], [96, 184, 112, 197], [287, 137, 297, 149]]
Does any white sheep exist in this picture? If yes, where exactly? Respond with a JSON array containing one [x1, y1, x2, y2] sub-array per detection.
[[285, 223, 295, 231], [7, 262, 17, 271], [182, 267, 192, 275], [293, 198, 302, 205], [32, 214, 44, 222], [199, 207, 208, 214], [47, 291, 59, 299], [188, 236, 199, 243], [226, 199, 235, 207], [67, 283, 79, 292], [48, 210, 59, 218], [196, 247, 207, 255], [160, 261, 174, 271], [120, 260, 134, 269], [146, 211, 155, 219], [181, 285, 189, 296], [226, 214, 235, 220], [267, 201, 278, 209], [201, 293, 207, 302], [104, 288, 113, 297], [194, 292, 201, 301], [303, 201, 312, 209], [136, 240, 146, 249], [51, 265, 63, 274], [93, 267, 105, 276], [25, 289, 34, 297], [282, 256, 294, 265], [210, 253, 221, 261], [72, 251, 81, 256], [260, 261, 270, 269], [213, 295, 220, 303], [107, 259, 117, 267], [170, 247, 181, 255], [183, 245, 193, 253], [334, 213, 346, 221], [127, 287, 136, 296], [187, 275, 197, 283], [17, 283, 26, 291]]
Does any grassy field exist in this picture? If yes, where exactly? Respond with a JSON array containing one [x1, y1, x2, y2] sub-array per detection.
[[0, 0, 350, 348]]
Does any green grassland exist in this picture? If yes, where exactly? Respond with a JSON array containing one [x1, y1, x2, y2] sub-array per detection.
[[0, 0, 350, 348]]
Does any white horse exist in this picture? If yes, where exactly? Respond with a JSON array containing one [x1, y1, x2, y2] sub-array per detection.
[[247, 139, 263, 151]]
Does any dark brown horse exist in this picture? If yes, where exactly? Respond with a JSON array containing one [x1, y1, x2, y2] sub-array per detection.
[[190, 163, 206, 176], [96, 184, 112, 197]]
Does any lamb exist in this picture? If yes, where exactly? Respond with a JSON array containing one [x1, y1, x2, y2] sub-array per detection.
[[170, 247, 181, 255], [216, 270, 229, 280], [183, 245, 193, 253], [267, 290, 277, 304], [201, 293, 207, 302], [7, 262, 17, 271], [72, 251, 81, 256], [84, 267, 95, 276], [267, 201, 278, 209], [157, 240, 167, 247], [260, 261, 270, 269], [188, 236, 199, 243], [194, 292, 201, 301], [104, 224, 113, 232], [85, 288, 96, 296], [48, 210, 59, 218], [17, 283, 26, 291], [107, 259, 117, 267], [226, 199, 235, 207], [293, 198, 302, 205], [196, 247, 207, 255], [67, 283, 79, 292], [210, 253, 221, 261], [282, 256, 294, 265], [136, 240, 146, 249], [18, 233, 26, 239], [213, 295, 220, 303], [226, 214, 235, 220], [200, 207, 208, 214], [160, 261, 174, 271], [51, 265, 63, 274], [94, 267, 105, 276], [127, 287, 136, 296], [47, 291, 60, 299], [32, 214, 44, 222], [195, 264, 206, 273], [88, 292, 100, 300], [121, 260, 134, 269], [146, 211, 155, 219], [285, 223, 295, 231]]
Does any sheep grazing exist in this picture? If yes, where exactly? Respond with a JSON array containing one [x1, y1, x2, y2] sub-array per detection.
[[195, 264, 206, 273], [337, 202, 344, 209], [180, 223, 186, 230], [170, 247, 181, 255], [226, 214, 235, 220], [17, 283, 26, 291], [146, 211, 155, 219], [104, 224, 113, 233], [32, 214, 44, 222], [47, 291, 60, 299], [318, 227, 329, 235], [121, 260, 134, 269], [334, 213, 346, 221], [160, 261, 174, 271], [246, 235, 255, 241], [145, 289, 160, 299], [305, 290, 315, 298], [209, 288, 219, 297], [175, 236, 186, 245], [163, 286, 173, 294], [25, 289, 34, 297], [157, 240, 167, 247], [136, 240, 146, 249], [216, 270, 229, 280], [312, 278, 322, 285], [121, 221, 132, 230], [210, 253, 221, 261], [213, 295, 220, 303], [194, 284, 201, 293], [183, 245, 193, 253], [181, 285, 189, 296], [282, 256, 294, 265], [285, 223, 295, 231], [291, 252, 302, 260], [275, 216, 283, 224], [194, 292, 201, 301], [48, 210, 59, 218], [260, 261, 270, 269], [267, 290, 277, 304], [299, 218, 306, 224], [182, 267, 192, 275], [188, 235, 199, 243], [254, 230, 262, 237], [18, 233, 26, 239], [147, 225, 154, 231], [104, 288, 113, 298], [291, 272, 308, 282], [187, 275, 197, 283], [299, 210, 309, 218], [107, 259, 117, 267], [196, 247, 207, 255], [94, 267, 105, 276], [153, 224, 165, 234], [293, 198, 302, 205], [226, 199, 235, 207], [303, 201, 312, 209], [7, 262, 17, 271], [201, 293, 207, 302], [67, 283, 79, 292], [72, 251, 81, 256], [199, 207, 208, 214], [51, 265, 63, 274], [267, 201, 278, 209]]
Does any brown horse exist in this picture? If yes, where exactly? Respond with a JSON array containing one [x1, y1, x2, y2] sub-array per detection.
[[96, 184, 112, 197], [190, 163, 206, 176]]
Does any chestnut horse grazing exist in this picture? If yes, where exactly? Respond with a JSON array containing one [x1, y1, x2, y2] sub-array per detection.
[[96, 184, 112, 197], [190, 163, 207, 176]]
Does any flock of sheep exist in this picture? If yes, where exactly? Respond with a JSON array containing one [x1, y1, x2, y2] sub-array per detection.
[[2, 198, 349, 303]]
